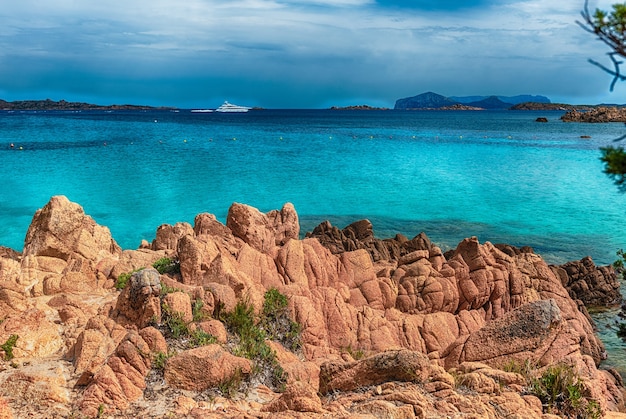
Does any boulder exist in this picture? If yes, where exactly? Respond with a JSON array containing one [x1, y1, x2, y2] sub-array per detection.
[[151, 221, 194, 252], [164, 345, 253, 391], [226, 202, 298, 254], [79, 331, 152, 416], [0, 308, 63, 359], [552, 256, 622, 306], [112, 268, 162, 328], [443, 299, 568, 369], [20, 196, 121, 296], [262, 381, 324, 413], [162, 291, 192, 323], [319, 349, 432, 394]]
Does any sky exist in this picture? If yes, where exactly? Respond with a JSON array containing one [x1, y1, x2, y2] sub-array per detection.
[[0, 0, 624, 108]]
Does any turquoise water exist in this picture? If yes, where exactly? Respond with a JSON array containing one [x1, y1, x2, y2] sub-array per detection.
[[1, 109, 624, 265], [2, 108, 626, 373]]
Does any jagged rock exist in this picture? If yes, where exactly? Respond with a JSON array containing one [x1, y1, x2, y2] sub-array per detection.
[[79, 331, 153, 416], [443, 299, 568, 369], [0, 198, 624, 417], [151, 222, 194, 252], [306, 220, 441, 263], [196, 320, 228, 344], [0, 281, 28, 319], [20, 196, 121, 296], [112, 268, 162, 328], [319, 349, 432, 394], [71, 315, 128, 378], [162, 291, 192, 323], [0, 308, 62, 359], [561, 106, 626, 122], [226, 202, 298, 254], [164, 345, 253, 391], [138, 326, 167, 354], [109, 248, 167, 282], [262, 381, 324, 413], [267, 341, 320, 390], [0, 397, 11, 419], [552, 256, 622, 306]]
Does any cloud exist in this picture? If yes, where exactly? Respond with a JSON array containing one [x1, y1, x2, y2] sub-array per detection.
[[0, 0, 620, 107]]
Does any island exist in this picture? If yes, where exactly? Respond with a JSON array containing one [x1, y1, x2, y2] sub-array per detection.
[[329, 105, 390, 110], [0, 98, 176, 111]]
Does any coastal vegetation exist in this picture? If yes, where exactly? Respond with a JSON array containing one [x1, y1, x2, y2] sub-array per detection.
[[580, 1, 626, 188], [0, 334, 18, 361]]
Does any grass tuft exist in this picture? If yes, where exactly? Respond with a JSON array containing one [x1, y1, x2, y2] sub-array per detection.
[[1, 334, 19, 361], [152, 257, 180, 275]]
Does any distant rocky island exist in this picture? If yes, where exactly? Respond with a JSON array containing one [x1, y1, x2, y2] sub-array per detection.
[[0, 98, 175, 111], [392, 92, 626, 122], [561, 106, 626, 122], [329, 105, 390, 110], [394, 91, 552, 110]]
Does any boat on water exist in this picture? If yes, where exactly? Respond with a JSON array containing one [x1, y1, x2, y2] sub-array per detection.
[[190, 109, 213, 113], [215, 101, 251, 113]]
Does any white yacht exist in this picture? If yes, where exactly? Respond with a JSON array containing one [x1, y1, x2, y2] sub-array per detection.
[[215, 101, 251, 113]]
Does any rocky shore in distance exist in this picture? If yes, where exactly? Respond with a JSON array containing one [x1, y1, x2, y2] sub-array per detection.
[[0, 196, 625, 418], [561, 106, 626, 122], [0, 98, 176, 111], [329, 105, 390, 110]]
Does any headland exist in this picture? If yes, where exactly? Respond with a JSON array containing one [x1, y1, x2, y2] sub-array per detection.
[[0, 196, 624, 418]]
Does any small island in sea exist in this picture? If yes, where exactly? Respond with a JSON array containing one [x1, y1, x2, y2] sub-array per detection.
[[0, 98, 176, 111]]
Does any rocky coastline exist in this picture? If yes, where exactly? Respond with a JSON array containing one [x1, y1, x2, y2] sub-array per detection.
[[0, 99, 175, 111], [0, 196, 625, 418], [561, 106, 626, 123]]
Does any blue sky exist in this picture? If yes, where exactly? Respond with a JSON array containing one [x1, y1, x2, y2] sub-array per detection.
[[0, 0, 623, 108]]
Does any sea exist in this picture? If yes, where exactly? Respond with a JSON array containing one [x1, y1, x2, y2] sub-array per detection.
[[1, 108, 626, 372]]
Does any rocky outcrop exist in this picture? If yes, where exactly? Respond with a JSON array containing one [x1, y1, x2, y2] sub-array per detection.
[[561, 106, 626, 122], [306, 219, 441, 262], [20, 195, 122, 296], [552, 256, 622, 306], [164, 345, 253, 391], [0, 196, 624, 418], [394, 91, 460, 109]]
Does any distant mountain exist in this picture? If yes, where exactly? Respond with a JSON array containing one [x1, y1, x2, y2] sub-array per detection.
[[394, 92, 553, 110], [467, 96, 513, 110], [450, 94, 551, 105], [394, 92, 459, 109]]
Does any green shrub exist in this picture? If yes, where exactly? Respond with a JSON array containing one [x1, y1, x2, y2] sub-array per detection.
[[217, 367, 244, 398], [162, 306, 190, 339], [502, 359, 536, 379], [260, 288, 302, 352], [263, 287, 288, 318], [614, 249, 626, 280], [192, 299, 208, 322], [159, 283, 184, 296], [529, 363, 602, 419], [221, 298, 287, 392], [189, 330, 217, 347], [152, 257, 180, 275], [153, 351, 171, 371], [1, 334, 19, 361], [115, 272, 132, 290]]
